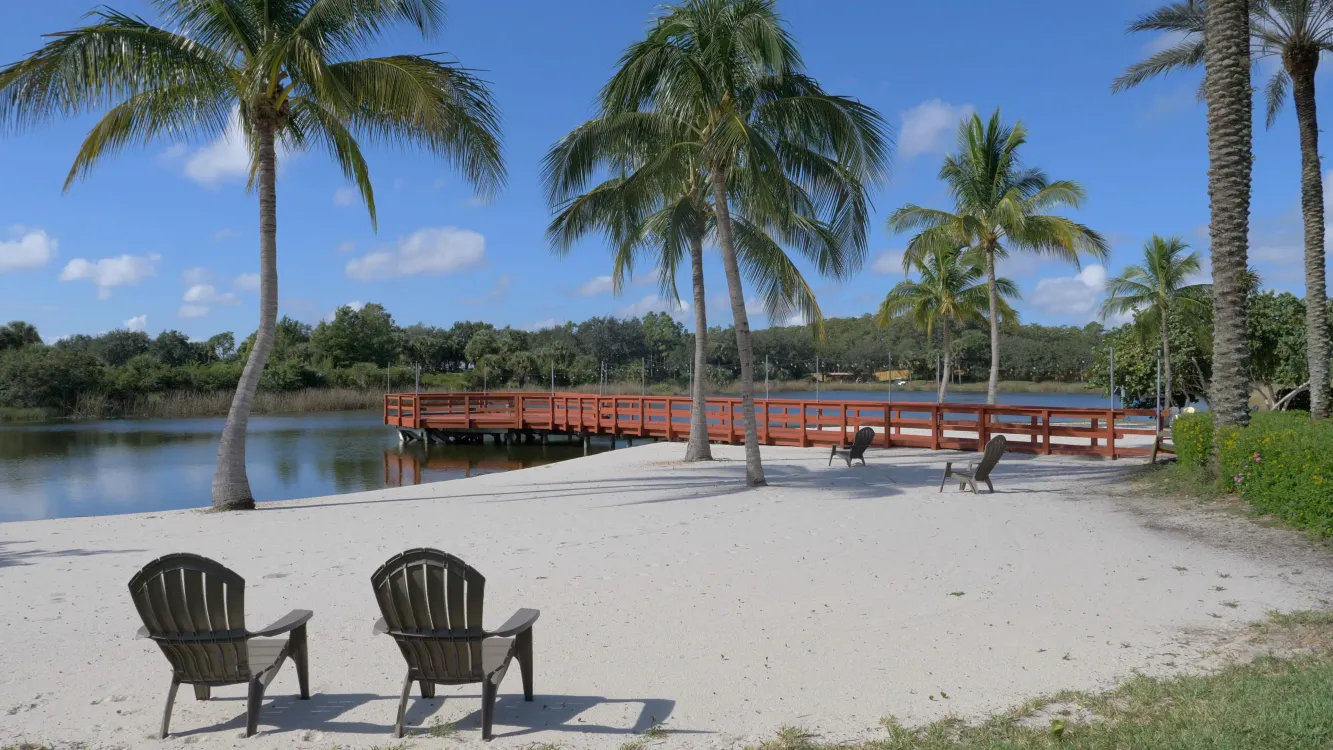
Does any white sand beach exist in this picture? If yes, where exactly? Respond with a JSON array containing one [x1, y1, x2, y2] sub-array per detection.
[[2, 442, 1331, 749]]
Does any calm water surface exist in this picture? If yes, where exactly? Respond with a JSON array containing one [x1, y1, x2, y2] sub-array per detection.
[[0, 390, 1129, 523], [0, 411, 613, 523]]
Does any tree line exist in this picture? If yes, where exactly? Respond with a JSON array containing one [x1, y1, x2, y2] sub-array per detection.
[[0, 308, 1109, 414]]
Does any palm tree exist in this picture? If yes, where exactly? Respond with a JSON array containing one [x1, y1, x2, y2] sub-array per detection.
[[542, 112, 716, 461], [598, 0, 891, 486], [889, 110, 1106, 406], [1114, 0, 1329, 419], [0, 0, 505, 509], [876, 245, 1018, 403], [1206, 0, 1256, 429], [0, 321, 42, 351], [1099, 235, 1211, 405]]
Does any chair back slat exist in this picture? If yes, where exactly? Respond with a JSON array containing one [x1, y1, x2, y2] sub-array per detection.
[[371, 549, 488, 682], [975, 435, 1008, 480], [127, 553, 252, 683]]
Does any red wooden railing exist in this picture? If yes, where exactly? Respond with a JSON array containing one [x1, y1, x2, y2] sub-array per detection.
[[384, 392, 1169, 459]]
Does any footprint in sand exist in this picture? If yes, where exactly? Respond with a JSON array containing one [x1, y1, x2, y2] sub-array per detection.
[[91, 694, 129, 705]]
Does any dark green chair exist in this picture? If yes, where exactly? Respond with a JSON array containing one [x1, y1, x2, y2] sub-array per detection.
[[371, 548, 539, 740], [829, 426, 876, 467], [128, 553, 312, 738], [940, 434, 1007, 494]]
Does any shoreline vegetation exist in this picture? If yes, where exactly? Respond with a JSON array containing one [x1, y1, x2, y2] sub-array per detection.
[[0, 379, 1102, 423]]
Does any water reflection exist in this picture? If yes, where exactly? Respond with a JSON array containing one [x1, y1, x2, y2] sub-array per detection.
[[0, 411, 615, 523]]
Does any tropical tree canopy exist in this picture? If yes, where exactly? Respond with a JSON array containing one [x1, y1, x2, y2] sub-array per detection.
[[1099, 235, 1211, 346], [875, 246, 1018, 337]]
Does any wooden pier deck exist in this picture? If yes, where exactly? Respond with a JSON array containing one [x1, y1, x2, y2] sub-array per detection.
[[385, 392, 1169, 460]]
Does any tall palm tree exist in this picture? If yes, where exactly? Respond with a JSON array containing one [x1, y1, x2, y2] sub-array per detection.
[[1099, 235, 1211, 405], [0, 0, 505, 509], [543, 111, 849, 463], [1113, 0, 1329, 419], [598, 0, 891, 486], [889, 110, 1107, 406], [1206, 0, 1256, 429], [542, 112, 717, 461], [876, 245, 1018, 403]]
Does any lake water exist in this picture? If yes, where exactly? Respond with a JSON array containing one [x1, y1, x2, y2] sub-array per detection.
[[0, 390, 1126, 523]]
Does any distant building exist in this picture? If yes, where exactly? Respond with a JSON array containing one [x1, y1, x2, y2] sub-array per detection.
[[873, 369, 912, 382], [812, 372, 857, 383]]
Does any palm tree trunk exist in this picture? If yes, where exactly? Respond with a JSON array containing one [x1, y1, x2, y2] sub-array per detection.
[[1160, 305, 1173, 408], [939, 323, 952, 403], [711, 170, 766, 486], [211, 120, 279, 509], [985, 244, 1000, 405], [1204, 0, 1253, 432], [684, 228, 713, 461], [1288, 58, 1330, 419]]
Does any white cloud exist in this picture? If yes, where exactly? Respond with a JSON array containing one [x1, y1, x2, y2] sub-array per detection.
[[871, 249, 906, 274], [618, 293, 691, 322], [525, 318, 560, 332], [60, 253, 161, 299], [183, 116, 250, 186], [178, 305, 209, 318], [899, 100, 975, 159], [184, 284, 239, 306], [234, 272, 260, 291], [335, 240, 357, 255], [1029, 264, 1109, 319], [212, 228, 233, 242], [0, 228, 57, 271], [333, 187, 358, 207], [182, 267, 212, 285], [124, 314, 148, 332], [346, 300, 366, 311], [709, 294, 763, 318], [345, 226, 486, 280], [577, 275, 615, 296]]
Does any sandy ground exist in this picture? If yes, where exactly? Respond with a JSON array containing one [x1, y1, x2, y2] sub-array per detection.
[[2, 442, 1331, 750]]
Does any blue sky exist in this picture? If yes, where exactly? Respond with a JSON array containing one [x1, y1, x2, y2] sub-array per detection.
[[0, 0, 1322, 342]]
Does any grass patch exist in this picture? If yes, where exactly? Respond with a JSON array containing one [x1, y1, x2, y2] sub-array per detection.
[[748, 611, 1333, 749], [619, 720, 672, 750], [427, 717, 457, 739], [1134, 461, 1224, 502]]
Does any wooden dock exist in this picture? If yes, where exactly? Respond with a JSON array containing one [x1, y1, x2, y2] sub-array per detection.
[[384, 392, 1169, 460]]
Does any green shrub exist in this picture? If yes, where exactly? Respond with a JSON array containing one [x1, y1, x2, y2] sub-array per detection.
[[1219, 411, 1333, 536], [1172, 412, 1214, 467], [0, 346, 104, 411]]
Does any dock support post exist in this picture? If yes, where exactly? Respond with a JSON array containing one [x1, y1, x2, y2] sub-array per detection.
[[582, 434, 590, 456], [541, 432, 549, 445]]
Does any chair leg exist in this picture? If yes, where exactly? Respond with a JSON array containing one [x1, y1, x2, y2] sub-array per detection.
[[967, 478, 978, 495], [245, 677, 265, 737], [290, 624, 310, 699], [420, 681, 436, 699], [394, 670, 412, 738], [193, 685, 211, 701], [481, 679, 498, 741], [985, 478, 994, 493], [938, 470, 950, 492], [516, 628, 534, 701], [160, 677, 181, 739], [828, 448, 835, 466]]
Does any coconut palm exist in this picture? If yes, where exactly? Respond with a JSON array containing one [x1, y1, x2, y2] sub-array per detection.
[[1113, 0, 1329, 418], [597, 0, 891, 486], [543, 107, 851, 462], [876, 245, 1018, 403], [889, 110, 1106, 406], [0, 0, 505, 509], [1099, 235, 1211, 405]]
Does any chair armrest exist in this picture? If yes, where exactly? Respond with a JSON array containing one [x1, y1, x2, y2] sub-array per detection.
[[372, 616, 389, 636], [135, 625, 150, 639], [250, 609, 313, 638], [487, 608, 540, 638]]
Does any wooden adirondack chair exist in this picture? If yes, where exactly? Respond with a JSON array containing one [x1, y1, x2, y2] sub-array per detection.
[[829, 426, 876, 467], [371, 549, 539, 740], [939, 434, 1007, 494], [127, 553, 312, 738]]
